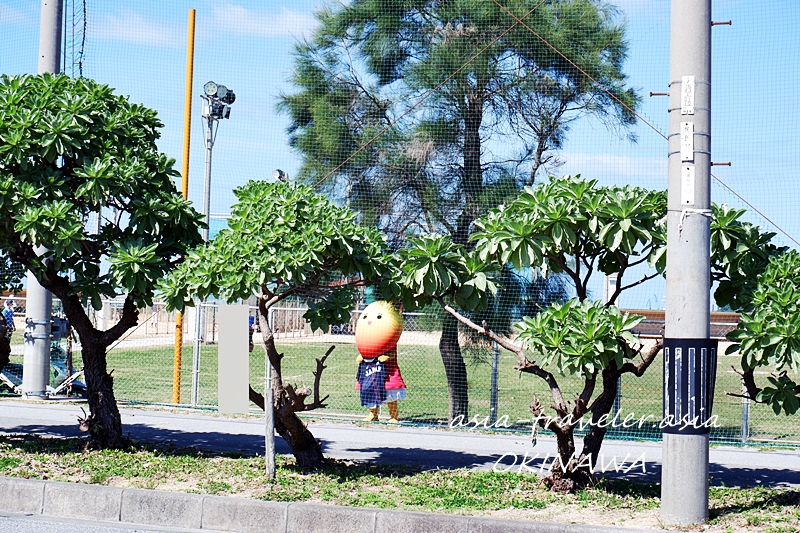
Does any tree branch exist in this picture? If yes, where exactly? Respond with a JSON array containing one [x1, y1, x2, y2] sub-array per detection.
[[98, 295, 139, 348], [573, 372, 597, 420], [619, 272, 661, 293], [433, 297, 569, 416], [617, 340, 662, 378], [306, 345, 335, 411]]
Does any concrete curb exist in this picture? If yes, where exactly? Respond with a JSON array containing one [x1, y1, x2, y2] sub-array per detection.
[[0, 476, 659, 533]]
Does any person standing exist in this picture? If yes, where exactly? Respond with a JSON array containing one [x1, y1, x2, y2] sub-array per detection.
[[2, 300, 15, 339]]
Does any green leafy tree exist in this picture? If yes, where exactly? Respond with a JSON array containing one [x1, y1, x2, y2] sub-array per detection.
[[161, 180, 394, 467], [0, 74, 204, 447], [280, 0, 640, 422], [710, 204, 786, 312], [711, 210, 799, 415], [397, 176, 665, 491]]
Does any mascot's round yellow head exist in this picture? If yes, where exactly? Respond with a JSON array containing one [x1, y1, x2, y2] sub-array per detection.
[[355, 301, 404, 357]]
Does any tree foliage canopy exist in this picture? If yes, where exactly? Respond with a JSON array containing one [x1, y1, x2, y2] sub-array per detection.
[[725, 249, 800, 415], [161, 180, 394, 331], [161, 180, 400, 467], [0, 73, 204, 448], [710, 204, 787, 312], [0, 73, 203, 309], [394, 174, 663, 489], [279, 0, 640, 242], [472, 175, 667, 301], [516, 298, 642, 376]]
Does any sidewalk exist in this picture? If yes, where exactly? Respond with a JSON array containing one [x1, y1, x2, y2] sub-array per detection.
[[2, 399, 800, 533], [1, 399, 798, 487], [0, 477, 657, 533]]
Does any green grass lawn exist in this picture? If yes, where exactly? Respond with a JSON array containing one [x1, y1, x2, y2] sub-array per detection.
[[2, 433, 799, 532], [90, 339, 800, 444]]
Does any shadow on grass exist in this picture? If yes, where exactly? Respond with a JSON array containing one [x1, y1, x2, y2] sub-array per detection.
[[0, 432, 429, 483], [3, 422, 800, 490], [708, 487, 800, 520]]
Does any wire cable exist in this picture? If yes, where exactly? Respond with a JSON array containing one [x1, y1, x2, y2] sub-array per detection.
[[491, 0, 799, 247]]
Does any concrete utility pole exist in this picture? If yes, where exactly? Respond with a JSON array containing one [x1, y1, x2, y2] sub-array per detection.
[[21, 0, 62, 399], [661, 0, 716, 525]]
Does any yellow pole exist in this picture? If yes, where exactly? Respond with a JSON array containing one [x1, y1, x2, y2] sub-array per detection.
[[173, 8, 196, 404]]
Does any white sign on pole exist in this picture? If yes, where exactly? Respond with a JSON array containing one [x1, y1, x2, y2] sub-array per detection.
[[681, 122, 694, 162], [681, 75, 695, 115], [681, 165, 695, 206]]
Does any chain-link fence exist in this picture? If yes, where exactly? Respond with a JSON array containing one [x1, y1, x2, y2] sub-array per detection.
[[3, 296, 791, 445], [1, 0, 799, 447]]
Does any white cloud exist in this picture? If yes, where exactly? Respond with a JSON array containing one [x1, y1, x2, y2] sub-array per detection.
[[88, 10, 182, 48], [0, 2, 35, 25], [211, 3, 319, 38]]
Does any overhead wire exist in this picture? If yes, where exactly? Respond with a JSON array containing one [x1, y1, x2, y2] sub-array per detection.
[[490, 0, 799, 247]]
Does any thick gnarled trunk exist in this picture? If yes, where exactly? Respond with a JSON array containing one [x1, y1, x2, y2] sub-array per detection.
[[540, 348, 661, 492], [78, 341, 126, 448], [57, 290, 138, 449], [543, 424, 591, 493], [248, 385, 326, 468], [250, 293, 327, 468]]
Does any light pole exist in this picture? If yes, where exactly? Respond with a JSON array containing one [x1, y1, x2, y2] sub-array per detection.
[[200, 81, 235, 240], [191, 81, 235, 406]]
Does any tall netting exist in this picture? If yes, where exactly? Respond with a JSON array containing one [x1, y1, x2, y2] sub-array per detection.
[[1, 0, 798, 445]]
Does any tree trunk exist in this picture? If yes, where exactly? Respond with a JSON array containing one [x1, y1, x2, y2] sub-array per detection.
[[0, 325, 9, 373], [275, 410, 325, 468], [544, 424, 592, 492], [25, 270, 138, 449], [251, 295, 326, 468], [436, 88, 485, 424], [580, 365, 619, 468], [439, 313, 469, 422], [248, 385, 326, 468], [79, 340, 126, 448]]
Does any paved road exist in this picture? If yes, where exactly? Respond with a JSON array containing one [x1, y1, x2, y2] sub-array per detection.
[[1, 399, 799, 487], [0, 511, 223, 533]]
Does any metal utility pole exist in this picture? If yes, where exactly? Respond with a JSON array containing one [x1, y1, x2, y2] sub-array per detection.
[[22, 0, 62, 399], [190, 101, 216, 406], [662, 0, 716, 525], [190, 82, 235, 406], [201, 115, 214, 243]]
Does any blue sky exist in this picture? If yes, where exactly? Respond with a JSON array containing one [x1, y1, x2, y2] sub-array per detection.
[[1, 0, 798, 308]]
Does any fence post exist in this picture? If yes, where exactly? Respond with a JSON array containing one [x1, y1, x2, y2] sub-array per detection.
[[191, 303, 202, 406], [265, 305, 275, 478], [741, 382, 750, 442], [489, 341, 499, 425]]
